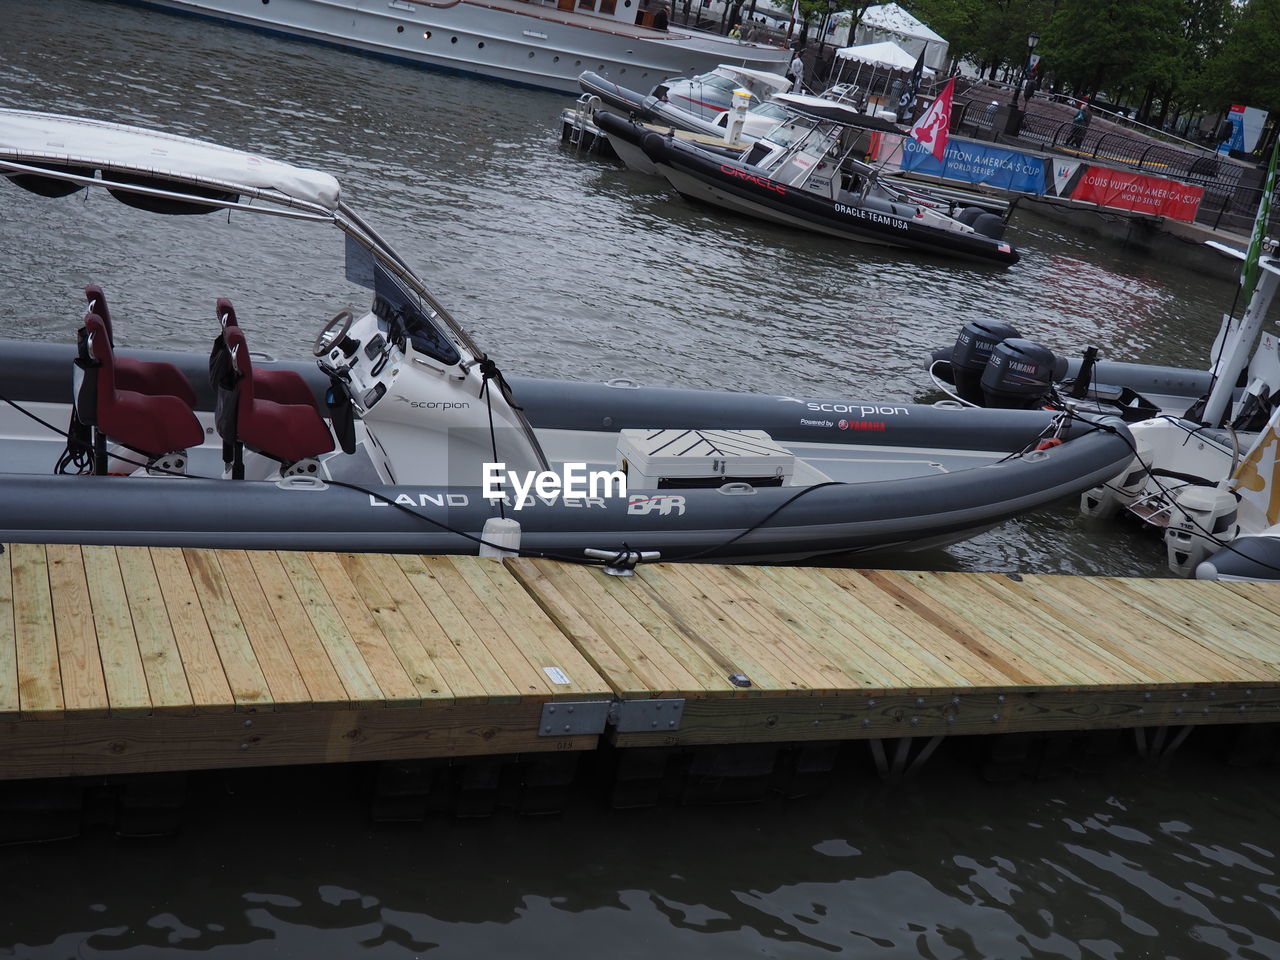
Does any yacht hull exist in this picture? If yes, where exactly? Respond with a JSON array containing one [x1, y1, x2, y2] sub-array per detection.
[[117, 0, 788, 94]]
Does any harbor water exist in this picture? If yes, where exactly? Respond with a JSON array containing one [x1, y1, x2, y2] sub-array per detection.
[[1, 2, 1277, 957]]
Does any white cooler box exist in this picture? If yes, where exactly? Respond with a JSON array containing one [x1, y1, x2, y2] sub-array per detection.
[[616, 428, 795, 489]]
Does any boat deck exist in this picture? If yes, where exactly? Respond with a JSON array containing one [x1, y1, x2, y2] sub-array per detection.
[[3, 544, 1279, 780]]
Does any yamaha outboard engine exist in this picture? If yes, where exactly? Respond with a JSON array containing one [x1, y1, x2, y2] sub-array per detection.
[[950, 319, 1021, 404], [980, 338, 1061, 409]]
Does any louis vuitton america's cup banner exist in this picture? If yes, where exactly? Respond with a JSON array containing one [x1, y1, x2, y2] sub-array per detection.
[[899, 140, 1204, 222], [1043, 159, 1203, 221]]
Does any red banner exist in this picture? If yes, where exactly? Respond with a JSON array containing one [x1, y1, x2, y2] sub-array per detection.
[[1068, 167, 1203, 222]]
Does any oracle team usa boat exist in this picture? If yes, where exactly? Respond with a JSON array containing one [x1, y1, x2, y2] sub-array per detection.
[[111, 0, 790, 94], [0, 108, 1132, 563], [596, 93, 1020, 267]]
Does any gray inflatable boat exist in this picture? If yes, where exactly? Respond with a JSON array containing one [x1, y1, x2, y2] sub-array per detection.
[[0, 107, 1135, 564]]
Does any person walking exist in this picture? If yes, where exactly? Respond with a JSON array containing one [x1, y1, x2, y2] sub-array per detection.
[[1067, 100, 1091, 147], [789, 50, 805, 92]]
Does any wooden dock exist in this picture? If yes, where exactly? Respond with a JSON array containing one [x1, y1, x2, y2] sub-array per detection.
[[2, 543, 1279, 783]]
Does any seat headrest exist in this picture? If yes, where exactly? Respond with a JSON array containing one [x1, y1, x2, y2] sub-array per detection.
[[222, 322, 249, 376], [82, 312, 112, 364], [216, 297, 238, 330], [84, 284, 114, 343]]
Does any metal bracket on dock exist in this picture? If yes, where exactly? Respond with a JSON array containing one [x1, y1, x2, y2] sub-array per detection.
[[539, 698, 685, 737], [608, 698, 684, 733]]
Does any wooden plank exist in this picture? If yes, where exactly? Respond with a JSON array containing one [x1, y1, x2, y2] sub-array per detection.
[[900, 570, 1108, 688], [448, 556, 605, 699], [395, 554, 523, 702], [592, 565, 742, 696], [10, 543, 63, 719], [505, 557, 661, 697], [45, 544, 108, 718], [275, 551, 386, 707], [731, 566, 904, 690], [0, 703, 601, 780], [863, 571, 1060, 687], [1222, 581, 1280, 622], [114, 547, 195, 715], [511, 558, 721, 697], [215, 550, 316, 708], [420, 556, 555, 698], [182, 548, 273, 710], [245, 551, 357, 708], [148, 547, 235, 713], [687, 564, 861, 693], [305, 552, 422, 704], [81, 545, 152, 717], [0, 546, 17, 717], [636, 564, 807, 693], [612, 685, 1280, 748], [766, 566, 986, 689], [960, 573, 1161, 687], [1021, 575, 1232, 684], [1095, 578, 1280, 686], [337, 553, 459, 702], [811, 567, 1014, 688]]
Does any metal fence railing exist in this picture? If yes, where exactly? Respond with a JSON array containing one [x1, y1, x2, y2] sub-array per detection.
[[951, 97, 1276, 235]]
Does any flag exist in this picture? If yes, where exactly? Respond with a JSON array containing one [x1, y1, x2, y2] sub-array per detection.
[[896, 52, 925, 123], [910, 76, 954, 164], [1241, 135, 1279, 306]]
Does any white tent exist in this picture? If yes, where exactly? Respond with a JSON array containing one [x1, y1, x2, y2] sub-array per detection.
[[835, 40, 930, 72], [853, 3, 949, 73]]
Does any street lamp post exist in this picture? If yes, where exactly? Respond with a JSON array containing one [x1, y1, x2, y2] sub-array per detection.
[[1020, 32, 1039, 105], [1003, 32, 1040, 137]]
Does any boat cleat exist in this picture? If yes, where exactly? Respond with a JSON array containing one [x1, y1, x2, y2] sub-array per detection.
[[282, 457, 323, 479], [144, 450, 190, 477]]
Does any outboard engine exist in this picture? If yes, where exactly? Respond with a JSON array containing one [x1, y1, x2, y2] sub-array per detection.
[[970, 211, 1006, 240], [980, 338, 1061, 409], [1080, 436, 1152, 519], [950, 319, 1021, 404], [1165, 486, 1240, 578]]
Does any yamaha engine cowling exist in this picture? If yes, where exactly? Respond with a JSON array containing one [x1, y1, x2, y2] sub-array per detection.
[[980, 338, 1064, 409], [950, 319, 1021, 404]]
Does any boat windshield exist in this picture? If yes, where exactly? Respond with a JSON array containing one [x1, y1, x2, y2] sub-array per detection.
[[345, 237, 461, 366]]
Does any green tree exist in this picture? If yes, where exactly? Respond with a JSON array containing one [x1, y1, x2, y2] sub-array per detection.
[[1202, 0, 1280, 116]]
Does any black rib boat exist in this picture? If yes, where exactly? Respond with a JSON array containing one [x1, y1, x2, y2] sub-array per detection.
[[596, 94, 1020, 268]]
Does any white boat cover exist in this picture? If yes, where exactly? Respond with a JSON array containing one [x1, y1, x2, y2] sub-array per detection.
[[0, 108, 341, 211], [834, 40, 933, 74], [712, 65, 792, 95]]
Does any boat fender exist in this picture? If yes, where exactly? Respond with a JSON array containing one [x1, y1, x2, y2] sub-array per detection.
[[980, 338, 1058, 409], [970, 211, 1006, 240], [479, 517, 522, 558], [950, 318, 1021, 404]]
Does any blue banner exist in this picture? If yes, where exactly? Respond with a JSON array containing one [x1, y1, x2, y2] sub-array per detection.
[[900, 138, 1046, 193]]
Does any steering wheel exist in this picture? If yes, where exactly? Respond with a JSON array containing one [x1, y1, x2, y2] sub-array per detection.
[[313, 310, 354, 358]]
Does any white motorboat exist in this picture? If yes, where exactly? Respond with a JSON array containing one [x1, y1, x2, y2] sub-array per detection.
[[116, 0, 790, 94], [0, 107, 1134, 565], [926, 230, 1280, 581], [597, 94, 1021, 266]]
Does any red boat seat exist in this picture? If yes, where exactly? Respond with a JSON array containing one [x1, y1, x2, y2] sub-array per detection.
[[215, 299, 323, 410], [213, 306, 334, 467], [77, 312, 204, 461], [84, 284, 197, 406]]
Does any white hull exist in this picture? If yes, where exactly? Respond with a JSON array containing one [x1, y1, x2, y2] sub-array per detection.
[[128, 0, 789, 93]]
